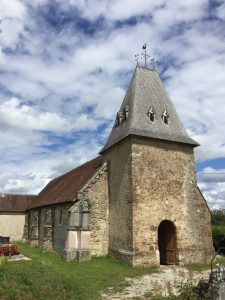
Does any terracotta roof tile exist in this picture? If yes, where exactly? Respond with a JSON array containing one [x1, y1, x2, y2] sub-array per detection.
[[30, 156, 103, 209], [0, 194, 36, 212]]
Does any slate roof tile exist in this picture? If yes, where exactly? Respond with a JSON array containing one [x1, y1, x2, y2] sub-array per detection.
[[100, 66, 199, 153]]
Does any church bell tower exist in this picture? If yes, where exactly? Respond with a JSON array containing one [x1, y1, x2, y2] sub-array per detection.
[[100, 62, 214, 266]]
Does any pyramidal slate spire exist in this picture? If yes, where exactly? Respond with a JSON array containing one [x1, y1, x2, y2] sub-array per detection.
[[100, 66, 199, 153]]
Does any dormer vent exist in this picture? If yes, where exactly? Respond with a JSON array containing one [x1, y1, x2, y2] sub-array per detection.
[[115, 107, 129, 127], [161, 110, 169, 124], [115, 111, 123, 127], [123, 106, 129, 121], [147, 106, 156, 122]]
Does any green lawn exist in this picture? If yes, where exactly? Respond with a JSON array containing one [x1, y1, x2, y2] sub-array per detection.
[[185, 256, 225, 272], [0, 243, 158, 300], [1, 244, 225, 300]]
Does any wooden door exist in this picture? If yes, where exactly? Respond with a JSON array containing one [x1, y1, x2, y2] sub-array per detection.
[[158, 220, 176, 265]]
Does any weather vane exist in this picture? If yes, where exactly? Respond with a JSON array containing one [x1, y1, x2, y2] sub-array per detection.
[[135, 43, 155, 69], [141, 43, 150, 68]]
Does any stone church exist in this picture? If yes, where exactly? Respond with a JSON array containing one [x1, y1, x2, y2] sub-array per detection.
[[1, 65, 214, 266]]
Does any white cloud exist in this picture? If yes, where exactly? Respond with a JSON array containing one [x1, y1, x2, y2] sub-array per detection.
[[161, 22, 225, 163], [0, 97, 97, 132], [198, 181, 225, 210], [23, 0, 49, 7], [0, 0, 26, 20], [0, 46, 6, 65], [0, 135, 102, 195], [0, 18, 25, 47], [0, 0, 224, 210], [198, 167, 225, 183], [197, 167, 225, 209], [216, 1, 225, 20], [65, 0, 207, 24], [0, 0, 27, 48]]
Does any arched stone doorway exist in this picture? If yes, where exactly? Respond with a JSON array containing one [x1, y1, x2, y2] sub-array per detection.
[[158, 220, 177, 265]]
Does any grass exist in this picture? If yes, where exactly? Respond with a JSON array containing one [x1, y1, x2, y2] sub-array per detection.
[[0, 243, 158, 300], [1, 244, 225, 300], [185, 256, 225, 272]]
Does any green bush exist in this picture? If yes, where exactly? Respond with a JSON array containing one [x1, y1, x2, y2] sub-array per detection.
[[212, 225, 225, 251], [211, 209, 225, 226]]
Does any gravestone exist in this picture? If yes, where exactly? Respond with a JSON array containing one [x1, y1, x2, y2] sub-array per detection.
[[0, 236, 10, 244]]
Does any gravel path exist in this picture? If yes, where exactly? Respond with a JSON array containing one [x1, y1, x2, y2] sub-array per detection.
[[102, 266, 211, 299]]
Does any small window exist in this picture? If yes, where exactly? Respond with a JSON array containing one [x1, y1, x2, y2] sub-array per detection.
[[161, 110, 169, 124], [59, 210, 63, 225], [147, 106, 156, 122]]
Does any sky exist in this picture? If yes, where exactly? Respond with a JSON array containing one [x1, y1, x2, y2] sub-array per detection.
[[0, 0, 225, 209]]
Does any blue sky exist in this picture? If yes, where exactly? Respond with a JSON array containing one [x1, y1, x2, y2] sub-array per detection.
[[0, 0, 225, 209]]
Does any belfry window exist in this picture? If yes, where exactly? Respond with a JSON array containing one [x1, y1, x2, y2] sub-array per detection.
[[161, 110, 169, 124], [147, 106, 156, 122]]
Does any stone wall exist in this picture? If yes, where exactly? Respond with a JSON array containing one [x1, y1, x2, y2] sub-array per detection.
[[103, 135, 214, 267], [103, 138, 134, 264], [28, 210, 39, 246], [131, 136, 214, 266], [0, 212, 25, 241], [38, 208, 54, 250], [196, 188, 214, 259], [27, 203, 71, 254], [53, 204, 70, 253], [81, 166, 109, 256], [64, 164, 109, 261], [27, 167, 109, 260]]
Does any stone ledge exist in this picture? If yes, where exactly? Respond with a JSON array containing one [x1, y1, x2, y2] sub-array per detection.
[[76, 249, 91, 262]]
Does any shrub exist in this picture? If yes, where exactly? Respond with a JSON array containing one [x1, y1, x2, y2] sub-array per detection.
[[211, 209, 225, 226], [212, 225, 225, 252]]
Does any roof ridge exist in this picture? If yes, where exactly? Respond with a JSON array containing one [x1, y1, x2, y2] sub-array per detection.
[[42, 156, 102, 189], [0, 193, 36, 196], [78, 162, 107, 196]]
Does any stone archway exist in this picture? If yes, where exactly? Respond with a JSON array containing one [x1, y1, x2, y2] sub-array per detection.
[[158, 220, 177, 265]]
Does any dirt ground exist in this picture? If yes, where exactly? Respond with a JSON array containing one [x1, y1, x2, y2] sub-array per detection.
[[102, 266, 211, 299]]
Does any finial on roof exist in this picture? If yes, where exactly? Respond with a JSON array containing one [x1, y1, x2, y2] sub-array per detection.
[[141, 43, 150, 68], [135, 43, 156, 69]]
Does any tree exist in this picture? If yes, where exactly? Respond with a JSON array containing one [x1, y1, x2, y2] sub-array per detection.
[[211, 209, 225, 226], [211, 209, 225, 252]]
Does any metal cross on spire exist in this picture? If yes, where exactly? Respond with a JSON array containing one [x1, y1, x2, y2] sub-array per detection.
[[141, 43, 150, 68], [135, 43, 155, 68]]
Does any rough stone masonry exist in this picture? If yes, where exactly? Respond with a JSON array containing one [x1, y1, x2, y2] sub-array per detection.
[[23, 65, 214, 266]]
